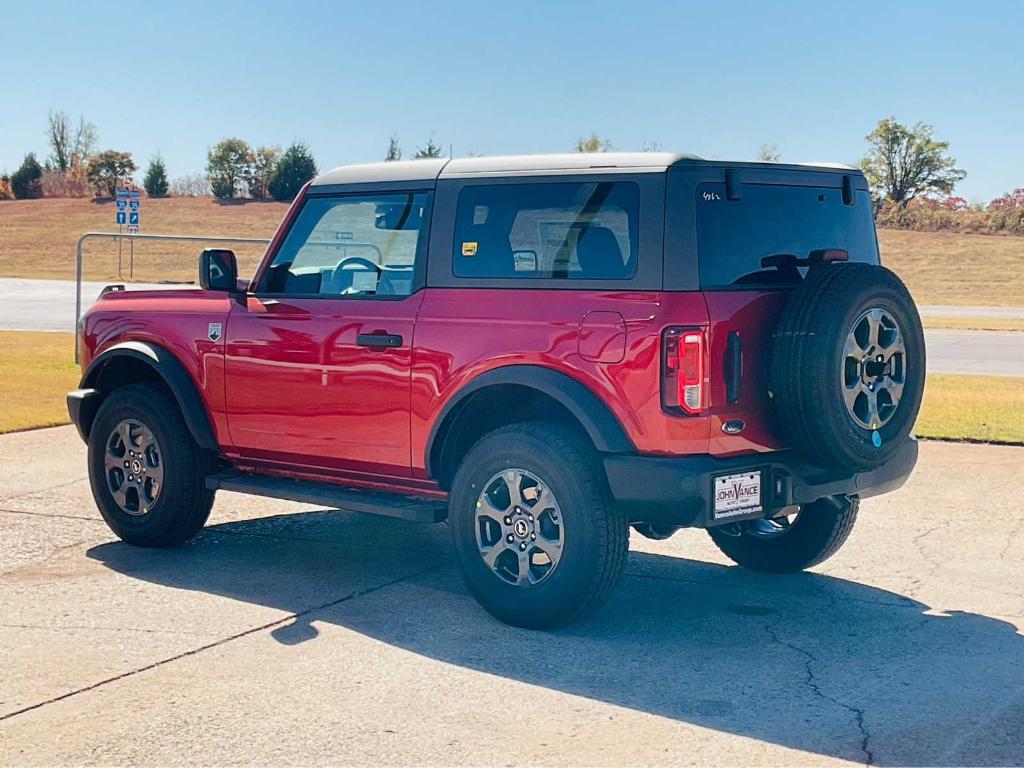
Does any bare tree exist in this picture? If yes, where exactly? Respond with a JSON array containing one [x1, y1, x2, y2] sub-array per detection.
[[46, 111, 97, 173], [757, 144, 781, 162]]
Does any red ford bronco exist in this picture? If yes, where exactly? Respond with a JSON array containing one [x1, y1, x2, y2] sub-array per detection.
[[68, 153, 924, 628]]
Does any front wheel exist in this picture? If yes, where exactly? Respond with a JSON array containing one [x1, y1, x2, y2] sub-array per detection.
[[448, 423, 628, 629], [88, 383, 215, 547], [707, 496, 858, 573]]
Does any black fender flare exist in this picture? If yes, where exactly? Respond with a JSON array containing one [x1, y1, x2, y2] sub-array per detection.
[[79, 341, 218, 451], [425, 365, 636, 478]]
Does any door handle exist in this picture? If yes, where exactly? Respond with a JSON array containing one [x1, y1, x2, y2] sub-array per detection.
[[357, 333, 403, 348]]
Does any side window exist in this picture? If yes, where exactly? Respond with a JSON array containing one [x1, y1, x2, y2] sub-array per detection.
[[259, 192, 429, 297], [452, 181, 639, 280]]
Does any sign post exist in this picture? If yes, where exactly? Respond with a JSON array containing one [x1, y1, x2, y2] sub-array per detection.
[[115, 188, 128, 277], [115, 186, 142, 279]]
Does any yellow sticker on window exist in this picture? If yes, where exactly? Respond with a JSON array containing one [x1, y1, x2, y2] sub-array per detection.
[[462, 241, 478, 257]]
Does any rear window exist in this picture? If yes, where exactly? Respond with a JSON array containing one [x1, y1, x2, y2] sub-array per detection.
[[696, 182, 878, 289], [453, 181, 638, 280]]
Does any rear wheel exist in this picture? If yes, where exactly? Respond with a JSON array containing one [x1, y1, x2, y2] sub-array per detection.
[[448, 422, 628, 628], [88, 383, 215, 547], [707, 496, 858, 573]]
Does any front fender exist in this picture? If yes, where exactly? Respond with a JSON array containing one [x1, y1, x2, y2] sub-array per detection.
[[74, 341, 217, 451]]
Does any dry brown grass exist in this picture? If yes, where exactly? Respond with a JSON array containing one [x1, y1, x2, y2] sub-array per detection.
[[0, 331, 79, 433], [878, 229, 1024, 307], [1, 199, 1023, 307], [0, 197, 288, 283], [922, 316, 1024, 332]]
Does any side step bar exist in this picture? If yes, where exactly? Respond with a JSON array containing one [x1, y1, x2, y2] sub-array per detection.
[[205, 472, 448, 523]]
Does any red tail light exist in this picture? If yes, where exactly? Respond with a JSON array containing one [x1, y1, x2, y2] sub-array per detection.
[[663, 328, 706, 414]]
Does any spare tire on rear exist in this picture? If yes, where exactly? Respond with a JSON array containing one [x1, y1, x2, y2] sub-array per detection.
[[769, 262, 925, 471]]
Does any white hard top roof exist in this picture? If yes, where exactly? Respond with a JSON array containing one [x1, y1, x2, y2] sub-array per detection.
[[309, 152, 702, 186], [309, 152, 857, 187]]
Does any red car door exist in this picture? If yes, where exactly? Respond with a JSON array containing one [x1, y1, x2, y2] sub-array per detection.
[[223, 190, 431, 478]]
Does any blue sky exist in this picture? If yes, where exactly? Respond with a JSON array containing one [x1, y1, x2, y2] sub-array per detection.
[[2, 0, 1021, 201]]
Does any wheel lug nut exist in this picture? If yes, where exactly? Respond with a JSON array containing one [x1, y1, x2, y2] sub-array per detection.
[[124, 461, 129, 467], [531, 533, 536, 540], [514, 506, 521, 513], [506, 534, 514, 543], [519, 543, 526, 551], [128, 474, 134, 481], [504, 516, 512, 525], [528, 515, 533, 522]]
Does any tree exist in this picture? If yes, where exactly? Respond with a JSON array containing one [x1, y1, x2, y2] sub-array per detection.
[[11, 153, 44, 199], [248, 146, 282, 200], [170, 174, 210, 197], [46, 111, 97, 173], [0, 175, 14, 201], [269, 142, 318, 201], [575, 133, 613, 153], [413, 137, 444, 159], [757, 144, 781, 162], [86, 150, 136, 198], [207, 138, 254, 199], [860, 117, 965, 205], [143, 156, 170, 198], [385, 135, 402, 162]]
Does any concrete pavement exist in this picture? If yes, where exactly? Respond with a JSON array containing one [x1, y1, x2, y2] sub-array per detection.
[[0, 278, 196, 332], [1, 426, 1022, 766]]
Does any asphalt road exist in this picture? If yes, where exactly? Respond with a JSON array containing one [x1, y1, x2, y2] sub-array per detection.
[[1, 426, 1022, 766], [0, 277, 1022, 377]]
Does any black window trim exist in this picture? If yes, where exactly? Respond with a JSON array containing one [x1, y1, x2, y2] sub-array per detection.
[[251, 187, 434, 302], [427, 172, 665, 291]]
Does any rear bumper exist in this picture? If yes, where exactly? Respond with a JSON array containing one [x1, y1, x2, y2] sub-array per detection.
[[604, 437, 918, 528]]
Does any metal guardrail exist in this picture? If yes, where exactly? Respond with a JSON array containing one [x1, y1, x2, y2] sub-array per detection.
[[75, 232, 271, 362]]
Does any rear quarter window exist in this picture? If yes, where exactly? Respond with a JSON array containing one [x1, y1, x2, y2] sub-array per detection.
[[452, 181, 639, 281], [696, 182, 879, 289]]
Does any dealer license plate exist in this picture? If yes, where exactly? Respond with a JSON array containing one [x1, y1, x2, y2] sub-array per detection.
[[713, 471, 763, 520]]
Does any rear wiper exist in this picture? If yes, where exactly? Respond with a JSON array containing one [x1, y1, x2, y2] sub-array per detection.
[[761, 249, 849, 270]]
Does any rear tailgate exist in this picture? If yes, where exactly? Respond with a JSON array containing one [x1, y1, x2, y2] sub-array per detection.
[[680, 167, 879, 456]]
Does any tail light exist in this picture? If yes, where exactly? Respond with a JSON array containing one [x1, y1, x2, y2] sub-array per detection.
[[663, 327, 706, 414]]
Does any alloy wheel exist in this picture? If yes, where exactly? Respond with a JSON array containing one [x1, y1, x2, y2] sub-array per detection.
[[842, 308, 907, 430], [475, 468, 563, 586], [104, 419, 163, 515]]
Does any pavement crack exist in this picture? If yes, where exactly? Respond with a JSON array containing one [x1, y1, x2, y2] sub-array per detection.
[[0, 507, 102, 523], [764, 621, 874, 765], [0, 560, 450, 724]]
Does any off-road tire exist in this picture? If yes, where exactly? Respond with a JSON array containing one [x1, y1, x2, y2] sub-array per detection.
[[448, 422, 628, 629], [708, 496, 858, 573], [88, 383, 215, 547], [770, 262, 925, 471]]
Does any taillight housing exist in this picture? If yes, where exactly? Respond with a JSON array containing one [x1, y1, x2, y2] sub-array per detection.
[[663, 327, 706, 414]]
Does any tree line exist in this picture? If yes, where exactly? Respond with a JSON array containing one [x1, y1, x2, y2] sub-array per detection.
[[0, 111, 320, 203], [2, 114, 1022, 234]]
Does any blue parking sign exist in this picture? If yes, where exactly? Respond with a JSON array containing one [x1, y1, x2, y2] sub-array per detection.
[[116, 211, 127, 225], [129, 212, 140, 226]]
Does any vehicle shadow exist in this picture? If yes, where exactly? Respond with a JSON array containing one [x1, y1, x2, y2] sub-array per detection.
[[88, 509, 1023, 766]]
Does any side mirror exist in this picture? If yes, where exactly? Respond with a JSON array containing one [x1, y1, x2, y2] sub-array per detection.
[[200, 248, 239, 292]]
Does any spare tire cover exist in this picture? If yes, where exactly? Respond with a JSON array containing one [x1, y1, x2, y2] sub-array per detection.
[[769, 262, 925, 471]]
